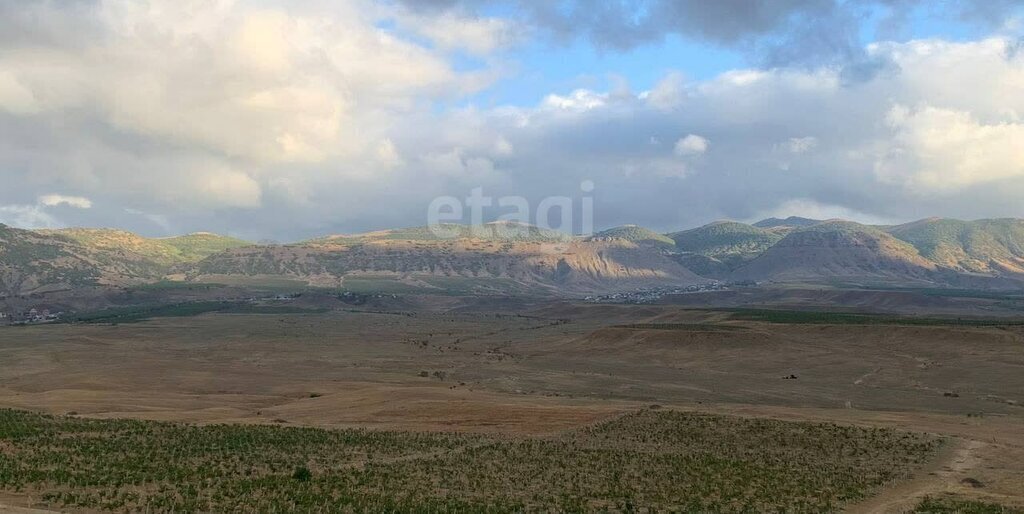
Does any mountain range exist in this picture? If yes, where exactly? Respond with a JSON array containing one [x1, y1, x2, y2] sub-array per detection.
[[6, 217, 1024, 296]]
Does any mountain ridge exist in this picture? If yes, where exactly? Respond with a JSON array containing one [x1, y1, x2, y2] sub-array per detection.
[[5, 218, 1024, 295]]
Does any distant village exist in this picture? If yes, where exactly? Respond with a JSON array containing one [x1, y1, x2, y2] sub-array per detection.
[[584, 281, 755, 304], [0, 307, 64, 325]]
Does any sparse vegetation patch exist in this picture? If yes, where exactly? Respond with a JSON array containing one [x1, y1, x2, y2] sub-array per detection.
[[0, 408, 941, 513], [725, 308, 1024, 326], [914, 495, 1024, 513]]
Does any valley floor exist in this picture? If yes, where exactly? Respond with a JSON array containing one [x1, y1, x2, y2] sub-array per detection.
[[1, 294, 1023, 511]]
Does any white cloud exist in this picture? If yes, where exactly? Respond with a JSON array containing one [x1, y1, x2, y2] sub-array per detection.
[[751, 199, 895, 225], [193, 168, 263, 209], [0, 204, 58, 229], [400, 11, 518, 55], [0, 70, 39, 115], [876, 104, 1024, 191], [494, 136, 514, 156], [542, 89, 608, 111], [0, 0, 474, 166], [643, 71, 686, 111], [38, 194, 92, 209], [375, 139, 404, 170], [1, 195, 92, 228], [674, 134, 709, 156], [418, 147, 498, 181]]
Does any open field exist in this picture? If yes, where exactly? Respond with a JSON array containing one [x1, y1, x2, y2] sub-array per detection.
[[0, 408, 940, 512], [1, 291, 1024, 511]]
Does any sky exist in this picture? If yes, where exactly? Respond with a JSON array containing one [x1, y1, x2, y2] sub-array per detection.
[[1, 0, 1023, 241]]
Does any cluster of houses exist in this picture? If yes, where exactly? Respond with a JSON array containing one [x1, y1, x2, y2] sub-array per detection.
[[0, 308, 63, 325], [584, 281, 754, 304]]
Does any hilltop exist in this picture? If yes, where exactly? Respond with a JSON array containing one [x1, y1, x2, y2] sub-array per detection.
[[731, 221, 938, 285], [40, 228, 249, 267], [752, 216, 823, 229], [670, 221, 785, 257], [589, 225, 675, 247]]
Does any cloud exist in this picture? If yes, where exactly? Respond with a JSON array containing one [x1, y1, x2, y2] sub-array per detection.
[[0, 204, 58, 229], [0, 0, 501, 237], [38, 194, 92, 209], [380, 37, 1024, 233], [876, 104, 1024, 191], [750, 198, 894, 225], [542, 89, 609, 111], [397, 0, 1024, 71], [674, 135, 709, 156], [0, 0, 483, 168], [1, 194, 92, 228], [396, 9, 518, 55], [193, 168, 263, 209], [642, 72, 687, 111], [1, 2, 1024, 239]]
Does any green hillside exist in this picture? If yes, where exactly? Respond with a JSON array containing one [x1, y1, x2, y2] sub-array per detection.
[[0, 224, 101, 293], [0, 226, 251, 295], [670, 221, 784, 256], [47, 228, 249, 266], [591, 225, 675, 246], [158, 233, 251, 262], [666, 221, 785, 277], [887, 218, 1024, 273]]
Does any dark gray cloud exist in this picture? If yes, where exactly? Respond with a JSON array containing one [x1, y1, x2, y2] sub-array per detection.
[[397, 0, 1023, 71]]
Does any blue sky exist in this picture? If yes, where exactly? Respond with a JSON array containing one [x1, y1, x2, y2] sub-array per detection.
[[462, 36, 745, 108]]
